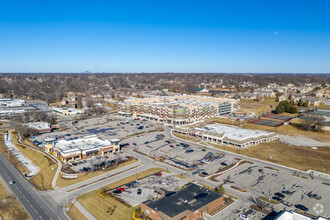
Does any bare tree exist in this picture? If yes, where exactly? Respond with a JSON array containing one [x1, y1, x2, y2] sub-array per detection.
[[248, 196, 267, 210]]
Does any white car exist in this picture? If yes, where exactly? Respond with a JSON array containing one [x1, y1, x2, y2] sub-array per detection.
[[9, 181, 15, 185], [239, 214, 249, 220]]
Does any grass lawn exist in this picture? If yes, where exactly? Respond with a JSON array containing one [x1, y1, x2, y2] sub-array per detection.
[[10, 132, 57, 190], [77, 168, 167, 220], [210, 140, 330, 174], [0, 181, 30, 220], [0, 131, 28, 175], [66, 202, 88, 220], [241, 97, 278, 106], [242, 120, 330, 143], [240, 102, 273, 115], [57, 158, 138, 188]]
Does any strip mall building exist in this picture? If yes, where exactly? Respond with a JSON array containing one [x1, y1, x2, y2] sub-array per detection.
[[44, 135, 120, 162]]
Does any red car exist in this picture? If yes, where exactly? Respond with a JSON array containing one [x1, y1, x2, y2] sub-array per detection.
[[170, 145, 174, 148], [154, 172, 162, 177], [116, 188, 125, 191]]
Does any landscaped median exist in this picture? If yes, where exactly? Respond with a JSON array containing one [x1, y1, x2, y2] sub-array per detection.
[[76, 168, 170, 220]]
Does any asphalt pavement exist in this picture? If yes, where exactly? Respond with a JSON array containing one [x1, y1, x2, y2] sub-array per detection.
[[0, 152, 66, 220]]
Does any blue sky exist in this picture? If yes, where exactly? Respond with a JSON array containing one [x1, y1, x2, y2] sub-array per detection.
[[0, 0, 329, 73]]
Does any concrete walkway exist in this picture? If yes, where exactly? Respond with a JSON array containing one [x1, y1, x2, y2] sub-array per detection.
[[51, 158, 62, 189], [72, 199, 97, 220]]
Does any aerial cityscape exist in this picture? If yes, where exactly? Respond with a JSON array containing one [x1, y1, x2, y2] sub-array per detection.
[[0, 1, 329, 220]]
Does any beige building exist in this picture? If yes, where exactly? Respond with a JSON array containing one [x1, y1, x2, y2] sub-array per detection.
[[118, 95, 240, 125], [44, 135, 120, 163], [52, 107, 83, 116], [173, 123, 277, 148]]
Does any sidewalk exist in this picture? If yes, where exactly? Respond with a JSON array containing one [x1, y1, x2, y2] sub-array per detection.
[[71, 199, 97, 220]]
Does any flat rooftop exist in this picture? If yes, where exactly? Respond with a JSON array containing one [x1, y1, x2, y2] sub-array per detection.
[[27, 122, 51, 130], [143, 183, 222, 218], [196, 124, 272, 141], [54, 137, 111, 153]]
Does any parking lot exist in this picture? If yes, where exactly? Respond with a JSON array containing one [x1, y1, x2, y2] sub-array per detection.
[[215, 162, 330, 217], [33, 115, 159, 153], [123, 131, 239, 176], [110, 172, 188, 207]]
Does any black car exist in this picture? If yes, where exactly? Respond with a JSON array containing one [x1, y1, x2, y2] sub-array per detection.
[[295, 204, 309, 212], [201, 172, 209, 176], [275, 192, 285, 198], [113, 190, 122, 194], [282, 190, 294, 195], [137, 189, 142, 195], [221, 162, 228, 166], [144, 141, 149, 144], [133, 143, 137, 145], [272, 196, 283, 202], [307, 192, 321, 200]]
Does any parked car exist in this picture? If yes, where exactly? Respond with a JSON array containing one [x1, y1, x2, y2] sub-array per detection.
[[125, 183, 133, 188], [221, 162, 228, 166], [154, 172, 162, 177], [170, 145, 175, 148], [130, 181, 139, 185], [239, 214, 249, 220], [307, 192, 322, 200], [272, 196, 283, 202], [282, 190, 294, 195], [201, 149, 206, 152], [113, 190, 122, 194], [185, 149, 194, 153], [275, 192, 285, 198], [295, 204, 309, 212], [165, 140, 170, 144], [144, 141, 149, 144], [201, 172, 209, 176], [133, 143, 137, 146], [116, 188, 125, 192], [137, 189, 142, 195]]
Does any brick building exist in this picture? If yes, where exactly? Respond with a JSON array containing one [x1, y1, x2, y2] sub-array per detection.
[[141, 183, 224, 220]]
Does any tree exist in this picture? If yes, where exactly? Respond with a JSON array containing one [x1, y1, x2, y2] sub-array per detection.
[[215, 184, 225, 195], [248, 196, 267, 210], [275, 101, 297, 114], [300, 115, 325, 131]]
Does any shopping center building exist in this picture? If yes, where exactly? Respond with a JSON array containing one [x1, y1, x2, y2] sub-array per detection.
[[44, 135, 120, 162], [172, 123, 277, 148], [118, 95, 240, 125]]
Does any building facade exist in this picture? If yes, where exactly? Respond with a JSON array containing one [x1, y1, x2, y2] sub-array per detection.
[[52, 107, 83, 116], [118, 95, 240, 125], [44, 135, 120, 162], [172, 123, 277, 148]]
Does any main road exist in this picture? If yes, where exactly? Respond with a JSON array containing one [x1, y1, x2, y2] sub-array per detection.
[[0, 152, 67, 220]]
